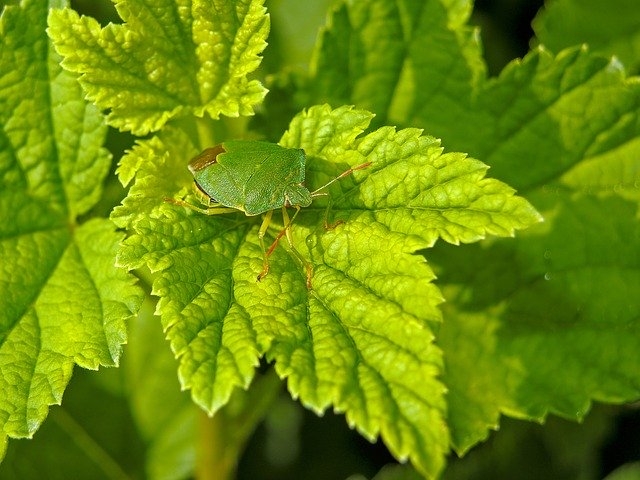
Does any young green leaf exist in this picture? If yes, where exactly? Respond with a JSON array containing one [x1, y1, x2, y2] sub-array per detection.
[[117, 103, 540, 478], [305, 0, 640, 456], [47, 0, 269, 135], [111, 126, 196, 229], [279, 105, 541, 245], [0, 0, 142, 440], [533, 0, 640, 73]]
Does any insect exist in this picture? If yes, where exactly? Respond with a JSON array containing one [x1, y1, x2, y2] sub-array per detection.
[[166, 140, 371, 288]]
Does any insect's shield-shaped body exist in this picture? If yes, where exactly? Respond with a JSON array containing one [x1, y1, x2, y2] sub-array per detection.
[[167, 139, 372, 287], [188, 140, 312, 216]]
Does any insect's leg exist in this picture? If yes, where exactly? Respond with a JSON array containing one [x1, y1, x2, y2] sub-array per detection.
[[319, 194, 344, 230], [280, 206, 313, 289], [258, 207, 313, 288], [164, 197, 238, 215], [262, 206, 301, 259], [309, 161, 373, 196], [256, 209, 274, 282]]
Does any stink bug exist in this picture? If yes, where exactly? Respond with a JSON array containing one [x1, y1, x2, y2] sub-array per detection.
[[166, 140, 371, 288]]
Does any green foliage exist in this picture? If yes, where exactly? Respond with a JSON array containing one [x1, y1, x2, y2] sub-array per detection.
[[47, 0, 270, 135], [115, 103, 539, 476], [0, 0, 142, 441], [303, 0, 640, 456], [124, 298, 198, 480], [533, 0, 640, 74], [1, 0, 638, 478], [604, 463, 640, 480], [307, 0, 484, 130]]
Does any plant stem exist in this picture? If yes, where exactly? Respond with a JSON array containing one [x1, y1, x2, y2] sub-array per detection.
[[196, 411, 236, 480], [194, 115, 218, 150], [195, 368, 282, 480], [175, 114, 251, 152]]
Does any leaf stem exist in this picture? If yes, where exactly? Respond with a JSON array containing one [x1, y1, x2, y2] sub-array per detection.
[[182, 115, 250, 152], [194, 115, 218, 150], [195, 368, 282, 480]]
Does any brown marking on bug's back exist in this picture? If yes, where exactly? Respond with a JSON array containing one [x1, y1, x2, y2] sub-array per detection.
[[188, 144, 226, 173]]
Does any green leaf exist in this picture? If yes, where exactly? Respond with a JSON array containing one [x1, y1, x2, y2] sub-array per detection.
[[0, 0, 142, 440], [604, 462, 640, 480], [430, 47, 640, 452], [47, 0, 270, 135], [425, 47, 640, 197], [117, 103, 540, 478], [443, 408, 615, 480], [435, 192, 640, 452], [533, 0, 640, 73], [279, 105, 541, 245], [309, 0, 483, 128], [0, 368, 145, 479], [111, 126, 196, 229], [124, 299, 197, 480], [306, 0, 640, 459], [117, 188, 260, 416]]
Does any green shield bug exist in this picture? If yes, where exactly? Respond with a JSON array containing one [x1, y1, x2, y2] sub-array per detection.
[[166, 140, 371, 288]]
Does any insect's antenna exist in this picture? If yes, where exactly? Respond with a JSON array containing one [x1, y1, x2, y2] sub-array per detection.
[[310, 161, 372, 196]]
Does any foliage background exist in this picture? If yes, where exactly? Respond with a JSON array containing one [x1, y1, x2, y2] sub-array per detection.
[[1, 0, 639, 479]]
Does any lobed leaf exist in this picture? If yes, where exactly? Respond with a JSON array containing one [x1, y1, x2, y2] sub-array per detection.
[[111, 126, 197, 229], [0, 0, 142, 440], [281, 105, 542, 246], [435, 192, 640, 451], [430, 47, 640, 452], [117, 206, 261, 414], [47, 0, 270, 135], [426, 47, 640, 197], [307, 0, 640, 460], [118, 102, 540, 478]]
